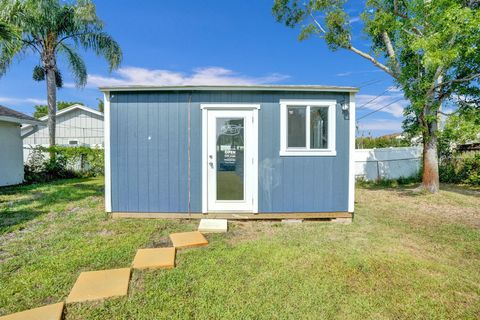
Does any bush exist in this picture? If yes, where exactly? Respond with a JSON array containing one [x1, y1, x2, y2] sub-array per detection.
[[439, 152, 480, 186], [24, 146, 104, 184]]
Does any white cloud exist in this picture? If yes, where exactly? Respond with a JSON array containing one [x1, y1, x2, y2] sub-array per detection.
[[67, 66, 289, 88], [357, 119, 403, 131], [0, 96, 47, 106], [356, 93, 407, 118], [349, 16, 361, 24]]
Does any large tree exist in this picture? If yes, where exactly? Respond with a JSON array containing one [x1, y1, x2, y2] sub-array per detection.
[[0, 0, 122, 147], [273, 0, 480, 192]]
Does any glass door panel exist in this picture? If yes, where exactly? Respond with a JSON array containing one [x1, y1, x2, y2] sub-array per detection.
[[216, 118, 245, 200]]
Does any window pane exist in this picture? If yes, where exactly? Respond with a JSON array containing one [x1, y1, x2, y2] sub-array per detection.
[[287, 106, 306, 148], [216, 118, 244, 200], [310, 107, 329, 149]]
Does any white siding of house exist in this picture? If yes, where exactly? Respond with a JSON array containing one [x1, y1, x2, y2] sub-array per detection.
[[23, 109, 104, 146], [0, 121, 24, 186]]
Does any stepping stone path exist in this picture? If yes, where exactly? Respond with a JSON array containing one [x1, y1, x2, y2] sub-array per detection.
[[169, 231, 209, 249], [0, 222, 214, 319], [66, 268, 131, 303], [0, 302, 64, 320], [198, 218, 228, 233], [132, 247, 176, 270]]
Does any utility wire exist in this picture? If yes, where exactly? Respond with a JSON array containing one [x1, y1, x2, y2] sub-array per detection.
[[357, 88, 394, 110], [357, 98, 404, 120], [357, 79, 383, 88]]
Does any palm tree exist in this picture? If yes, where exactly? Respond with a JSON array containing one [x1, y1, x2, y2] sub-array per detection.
[[0, 0, 122, 146], [0, 21, 16, 41]]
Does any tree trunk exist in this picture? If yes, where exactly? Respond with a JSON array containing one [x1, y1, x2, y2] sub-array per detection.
[[421, 113, 440, 193], [46, 66, 57, 147]]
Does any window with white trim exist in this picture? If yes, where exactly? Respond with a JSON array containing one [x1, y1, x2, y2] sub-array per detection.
[[280, 100, 336, 156]]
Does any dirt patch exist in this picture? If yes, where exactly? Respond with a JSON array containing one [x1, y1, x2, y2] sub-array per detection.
[[98, 229, 115, 237], [225, 221, 282, 244], [150, 237, 172, 248]]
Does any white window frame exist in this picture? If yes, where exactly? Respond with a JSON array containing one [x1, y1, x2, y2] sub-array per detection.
[[280, 99, 337, 156]]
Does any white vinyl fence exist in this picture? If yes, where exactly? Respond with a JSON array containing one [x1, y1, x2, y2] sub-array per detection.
[[355, 147, 422, 181]]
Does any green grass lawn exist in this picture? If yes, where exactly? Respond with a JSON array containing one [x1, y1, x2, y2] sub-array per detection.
[[0, 178, 479, 319]]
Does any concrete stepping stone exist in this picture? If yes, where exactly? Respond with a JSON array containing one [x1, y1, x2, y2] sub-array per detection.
[[198, 219, 228, 233], [169, 231, 208, 249], [0, 302, 64, 320], [66, 268, 131, 304], [132, 247, 176, 270]]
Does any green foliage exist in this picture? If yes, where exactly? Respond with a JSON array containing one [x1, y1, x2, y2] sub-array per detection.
[[24, 147, 77, 183], [439, 153, 480, 186], [24, 145, 104, 183], [0, 21, 17, 41], [437, 109, 480, 186], [356, 135, 411, 149], [356, 175, 420, 188], [0, 0, 122, 81], [273, 0, 480, 188], [97, 98, 104, 112], [33, 101, 82, 118], [0, 0, 122, 145], [438, 108, 480, 157]]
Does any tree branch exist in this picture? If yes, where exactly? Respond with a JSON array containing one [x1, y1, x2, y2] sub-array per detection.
[[381, 31, 400, 75], [393, 0, 424, 36], [348, 45, 396, 78], [309, 12, 326, 34]]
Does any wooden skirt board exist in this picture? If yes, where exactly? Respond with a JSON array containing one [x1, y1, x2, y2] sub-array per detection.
[[111, 212, 353, 220]]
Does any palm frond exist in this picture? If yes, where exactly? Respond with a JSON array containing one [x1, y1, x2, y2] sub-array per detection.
[[57, 43, 87, 87], [76, 31, 122, 71]]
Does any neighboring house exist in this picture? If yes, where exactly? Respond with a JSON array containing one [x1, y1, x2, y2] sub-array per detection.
[[0, 105, 44, 186], [22, 104, 104, 147], [101, 85, 357, 219]]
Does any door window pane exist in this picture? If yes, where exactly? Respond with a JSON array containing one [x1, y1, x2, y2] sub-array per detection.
[[216, 118, 244, 200], [310, 107, 329, 149], [287, 106, 306, 148]]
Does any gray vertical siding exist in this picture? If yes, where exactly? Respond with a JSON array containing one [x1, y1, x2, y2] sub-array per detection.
[[110, 90, 350, 213]]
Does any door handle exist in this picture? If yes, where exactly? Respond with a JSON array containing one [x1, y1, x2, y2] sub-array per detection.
[[209, 162, 214, 168]]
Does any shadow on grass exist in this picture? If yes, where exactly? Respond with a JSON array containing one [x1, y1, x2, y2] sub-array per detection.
[[0, 178, 103, 234]]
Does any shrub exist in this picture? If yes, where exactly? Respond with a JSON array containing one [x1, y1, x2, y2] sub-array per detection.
[[24, 145, 104, 184], [439, 152, 480, 186]]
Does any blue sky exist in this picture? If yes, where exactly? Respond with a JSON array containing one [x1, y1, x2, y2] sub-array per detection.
[[0, 0, 407, 136]]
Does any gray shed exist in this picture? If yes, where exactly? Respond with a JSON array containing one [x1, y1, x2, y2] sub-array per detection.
[[0, 106, 44, 187], [101, 85, 357, 219]]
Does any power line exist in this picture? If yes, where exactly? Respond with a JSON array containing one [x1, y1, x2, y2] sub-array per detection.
[[357, 98, 404, 120], [357, 88, 394, 110], [357, 79, 383, 88]]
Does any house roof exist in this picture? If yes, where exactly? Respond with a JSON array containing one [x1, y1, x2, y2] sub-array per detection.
[[0, 105, 44, 125], [22, 104, 103, 130], [99, 84, 359, 93]]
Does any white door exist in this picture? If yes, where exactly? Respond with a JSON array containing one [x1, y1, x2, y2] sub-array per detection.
[[203, 107, 258, 212]]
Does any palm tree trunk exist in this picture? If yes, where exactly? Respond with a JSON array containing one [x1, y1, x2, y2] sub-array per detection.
[[421, 114, 440, 193], [46, 66, 57, 147]]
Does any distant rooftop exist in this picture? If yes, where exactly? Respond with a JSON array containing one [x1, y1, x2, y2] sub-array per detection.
[[99, 84, 359, 93], [0, 105, 43, 125]]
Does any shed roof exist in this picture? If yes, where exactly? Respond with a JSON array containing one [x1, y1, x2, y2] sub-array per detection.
[[99, 84, 359, 93], [0, 105, 44, 125]]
